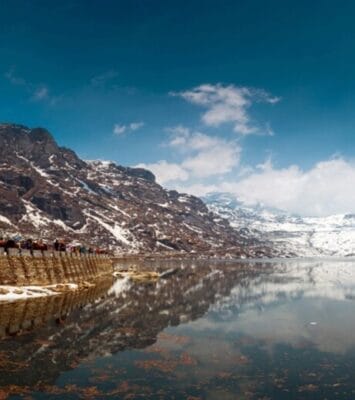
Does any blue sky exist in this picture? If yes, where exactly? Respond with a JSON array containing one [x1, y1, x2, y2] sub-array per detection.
[[1, 0, 355, 215]]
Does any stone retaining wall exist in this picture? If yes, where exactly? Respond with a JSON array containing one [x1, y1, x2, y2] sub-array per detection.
[[0, 248, 113, 286], [0, 277, 113, 337]]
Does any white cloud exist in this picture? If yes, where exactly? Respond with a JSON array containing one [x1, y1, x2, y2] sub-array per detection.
[[231, 158, 355, 216], [135, 160, 189, 184], [172, 83, 279, 135], [33, 86, 49, 101], [166, 125, 190, 147], [5, 69, 59, 105], [168, 126, 240, 179], [113, 121, 144, 136], [113, 124, 127, 135], [175, 157, 355, 217], [31, 85, 60, 105], [129, 122, 144, 131], [135, 126, 240, 185], [174, 183, 220, 197], [181, 132, 240, 178], [90, 69, 118, 87], [4, 68, 26, 86]]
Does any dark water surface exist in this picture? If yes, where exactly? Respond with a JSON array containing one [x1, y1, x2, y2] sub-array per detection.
[[0, 259, 355, 399]]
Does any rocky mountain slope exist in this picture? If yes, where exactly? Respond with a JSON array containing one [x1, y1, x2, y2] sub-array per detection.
[[0, 123, 272, 256], [205, 192, 355, 257]]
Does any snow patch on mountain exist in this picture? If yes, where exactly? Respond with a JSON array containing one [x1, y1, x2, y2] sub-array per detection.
[[0, 124, 276, 256], [204, 193, 355, 257]]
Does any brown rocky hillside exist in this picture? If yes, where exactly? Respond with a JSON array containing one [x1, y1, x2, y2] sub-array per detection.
[[0, 123, 272, 257]]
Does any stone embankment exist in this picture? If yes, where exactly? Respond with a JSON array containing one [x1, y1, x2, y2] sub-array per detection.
[[0, 278, 113, 338], [0, 248, 113, 286]]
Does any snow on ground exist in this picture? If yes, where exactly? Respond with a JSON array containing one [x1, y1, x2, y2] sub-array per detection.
[[177, 195, 190, 203], [0, 283, 78, 302], [108, 203, 131, 217], [21, 200, 72, 232], [76, 178, 98, 195], [205, 193, 355, 257], [183, 222, 203, 234], [0, 214, 15, 226], [15, 153, 50, 178], [108, 276, 131, 297], [86, 160, 113, 168], [157, 202, 169, 208], [84, 210, 137, 247], [156, 240, 176, 250], [21, 201, 51, 228]]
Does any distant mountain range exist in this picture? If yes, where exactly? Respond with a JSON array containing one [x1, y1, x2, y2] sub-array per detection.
[[0, 123, 274, 257], [204, 192, 355, 257], [5, 123, 351, 258]]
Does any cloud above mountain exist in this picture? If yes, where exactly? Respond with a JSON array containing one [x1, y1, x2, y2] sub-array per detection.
[[171, 83, 280, 135], [227, 158, 355, 216], [137, 83, 355, 217], [5, 68, 60, 105], [113, 122, 144, 136], [173, 157, 355, 217], [136, 126, 241, 183]]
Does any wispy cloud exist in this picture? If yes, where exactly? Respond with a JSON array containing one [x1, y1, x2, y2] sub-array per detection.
[[129, 122, 144, 131], [113, 124, 127, 135], [90, 69, 118, 87], [171, 83, 280, 135], [4, 68, 26, 86], [113, 121, 145, 136], [31, 85, 61, 105], [5, 68, 60, 105], [32, 86, 49, 101]]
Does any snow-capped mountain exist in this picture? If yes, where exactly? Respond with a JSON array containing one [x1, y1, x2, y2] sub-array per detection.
[[204, 192, 355, 257], [0, 124, 274, 257]]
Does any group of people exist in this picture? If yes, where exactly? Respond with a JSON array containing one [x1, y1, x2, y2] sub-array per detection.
[[54, 240, 99, 254], [0, 237, 50, 252], [0, 237, 18, 252], [0, 237, 108, 255]]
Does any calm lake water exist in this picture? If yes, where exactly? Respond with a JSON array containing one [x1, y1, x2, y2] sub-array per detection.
[[0, 259, 355, 399]]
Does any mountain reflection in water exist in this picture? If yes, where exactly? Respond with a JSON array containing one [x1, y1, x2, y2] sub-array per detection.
[[0, 259, 355, 399]]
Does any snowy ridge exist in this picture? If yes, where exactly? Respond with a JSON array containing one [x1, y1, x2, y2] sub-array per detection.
[[204, 192, 355, 257], [0, 124, 259, 256]]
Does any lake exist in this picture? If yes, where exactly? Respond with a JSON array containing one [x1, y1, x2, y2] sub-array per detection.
[[0, 259, 355, 399]]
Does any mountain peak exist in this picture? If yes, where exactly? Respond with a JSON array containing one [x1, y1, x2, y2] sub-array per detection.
[[0, 123, 271, 257], [29, 127, 56, 144], [0, 123, 58, 151], [0, 122, 31, 131], [205, 193, 355, 257]]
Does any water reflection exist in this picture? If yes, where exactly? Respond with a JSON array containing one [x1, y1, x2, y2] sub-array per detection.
[[205, 260, 355, 354], [0, 259, 354, 399]]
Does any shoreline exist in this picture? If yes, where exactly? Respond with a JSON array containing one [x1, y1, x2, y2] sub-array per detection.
[[0, 251, 113, 287]]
